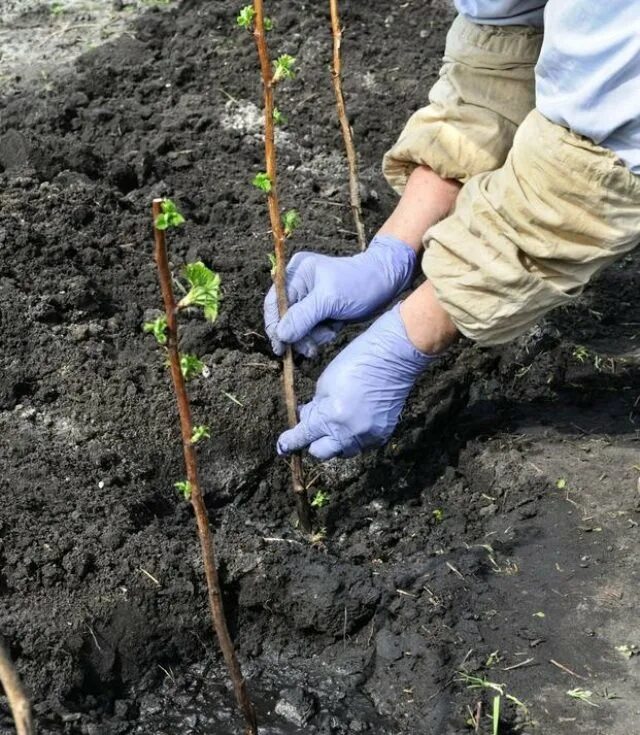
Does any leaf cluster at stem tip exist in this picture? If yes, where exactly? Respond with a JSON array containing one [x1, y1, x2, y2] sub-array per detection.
[[143, 315, 168, 345], [236, 5, 272, 30], [178, 262, 221, 323], [155, 198, 185, 231]]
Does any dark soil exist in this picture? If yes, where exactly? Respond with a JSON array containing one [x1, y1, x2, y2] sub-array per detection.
[[1, 1, 639, 734]]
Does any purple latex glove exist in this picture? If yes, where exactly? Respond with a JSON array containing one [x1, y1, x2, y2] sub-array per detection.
[[264, 234, 416, 357], [277, 304, 434, 459]]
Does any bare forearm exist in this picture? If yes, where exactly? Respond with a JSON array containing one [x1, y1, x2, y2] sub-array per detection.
[[378, 165, 461, 252]]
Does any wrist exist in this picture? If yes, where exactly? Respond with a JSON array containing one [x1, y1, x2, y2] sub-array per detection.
[[399, 282, 459, 355], [366, 233, 417, 294]]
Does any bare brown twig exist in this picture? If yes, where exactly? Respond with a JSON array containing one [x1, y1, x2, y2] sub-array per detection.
[[329, 0, 366, 250], [0, 641, 33, 735], [253, 0, 313, 533], [151, 200, 257, 735]]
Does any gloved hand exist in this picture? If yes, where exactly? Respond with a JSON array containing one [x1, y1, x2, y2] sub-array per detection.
[[277, 304, 434, 459], [264, 234, 416, 357]]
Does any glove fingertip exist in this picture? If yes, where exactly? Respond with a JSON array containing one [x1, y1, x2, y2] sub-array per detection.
[[308, 436, 343, 461]]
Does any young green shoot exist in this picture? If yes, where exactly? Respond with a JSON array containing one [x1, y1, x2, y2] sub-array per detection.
[[191, 425, 211, 444], [272, 54, 296, 83], [179, 354, 205, 381], [567, 689, 599, 707], [237, 5, 272, 30], [458, 673, 528, 713], [311, 490, 330, 509], [144, 315, 168, 345], [252, 172, 272, 193], [556, 478, 567, 490], [268, 252, 277, 277], [432, 508, 444, 524], [236, 5, 255, 27], [154, 198, 185, 231], [178, 262, 221, 322], [175, 480, 192, 500], [273, 107, 286, 125], [282, 209, 300, 237], [492, 695, 500, 735]]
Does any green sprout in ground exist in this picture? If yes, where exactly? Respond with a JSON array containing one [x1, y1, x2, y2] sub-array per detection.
[[567, 688, 599, 707], [311, 490, 330, 508], [191, 425, 211, 444], [432, 508, 444, 524], [457, 672, 528, 733]]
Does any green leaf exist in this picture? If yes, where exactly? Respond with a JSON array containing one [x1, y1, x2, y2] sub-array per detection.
[[191, 425, 211, 444], [282, 209, 300, 237], [268, 252, 277, 277], [273, 107, 286, 125], [311, 490, 330, 508], [174, 480, 192, 500], [236, 5, 255, 28], [179, 353, 205, 381], [432, 508, 444, 524], [178, 262, 221, 323], [556, 478, 567, 490], [272, 54, 296, 83], [143, 315, 168, 345], [155, 199, 185, 230], [252, 172, 272, 193], [264, 16, 273, 31], [492, 696, 500, 735]]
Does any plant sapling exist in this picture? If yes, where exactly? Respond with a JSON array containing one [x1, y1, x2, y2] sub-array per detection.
[[148, 198, 257, 734], [246, 0, 313, 532]]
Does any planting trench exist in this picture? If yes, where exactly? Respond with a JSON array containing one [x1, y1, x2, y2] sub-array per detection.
[[1, 1, 639, 733]]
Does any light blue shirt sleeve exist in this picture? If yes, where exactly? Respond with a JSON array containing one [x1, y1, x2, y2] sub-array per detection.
[[453, 0, 546, 26], [536, 1, 640, 174]]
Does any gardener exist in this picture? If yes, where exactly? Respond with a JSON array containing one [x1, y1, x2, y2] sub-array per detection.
[[264, 0, 640, 460]]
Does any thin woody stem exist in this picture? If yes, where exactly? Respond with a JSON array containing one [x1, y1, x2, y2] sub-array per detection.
[[329, 0, 366, 250], [253, 0, 312, 532], [152, 200, 257, 735], [0, 641, 33, 735]]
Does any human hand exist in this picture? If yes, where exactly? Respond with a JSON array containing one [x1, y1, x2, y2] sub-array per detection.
[[276, 304, 433, 459], [264, 234, 416, 357]]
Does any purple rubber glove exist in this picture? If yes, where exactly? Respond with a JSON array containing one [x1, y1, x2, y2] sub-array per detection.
[[277, 304, 434, 459], [264, 234, 416, 357]]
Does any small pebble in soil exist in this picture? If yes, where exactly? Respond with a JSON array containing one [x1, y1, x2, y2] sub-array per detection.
[[275, 686, 317, 727]]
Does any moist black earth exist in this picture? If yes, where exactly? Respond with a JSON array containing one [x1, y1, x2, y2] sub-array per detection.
[[1, 1, 639, 734]]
